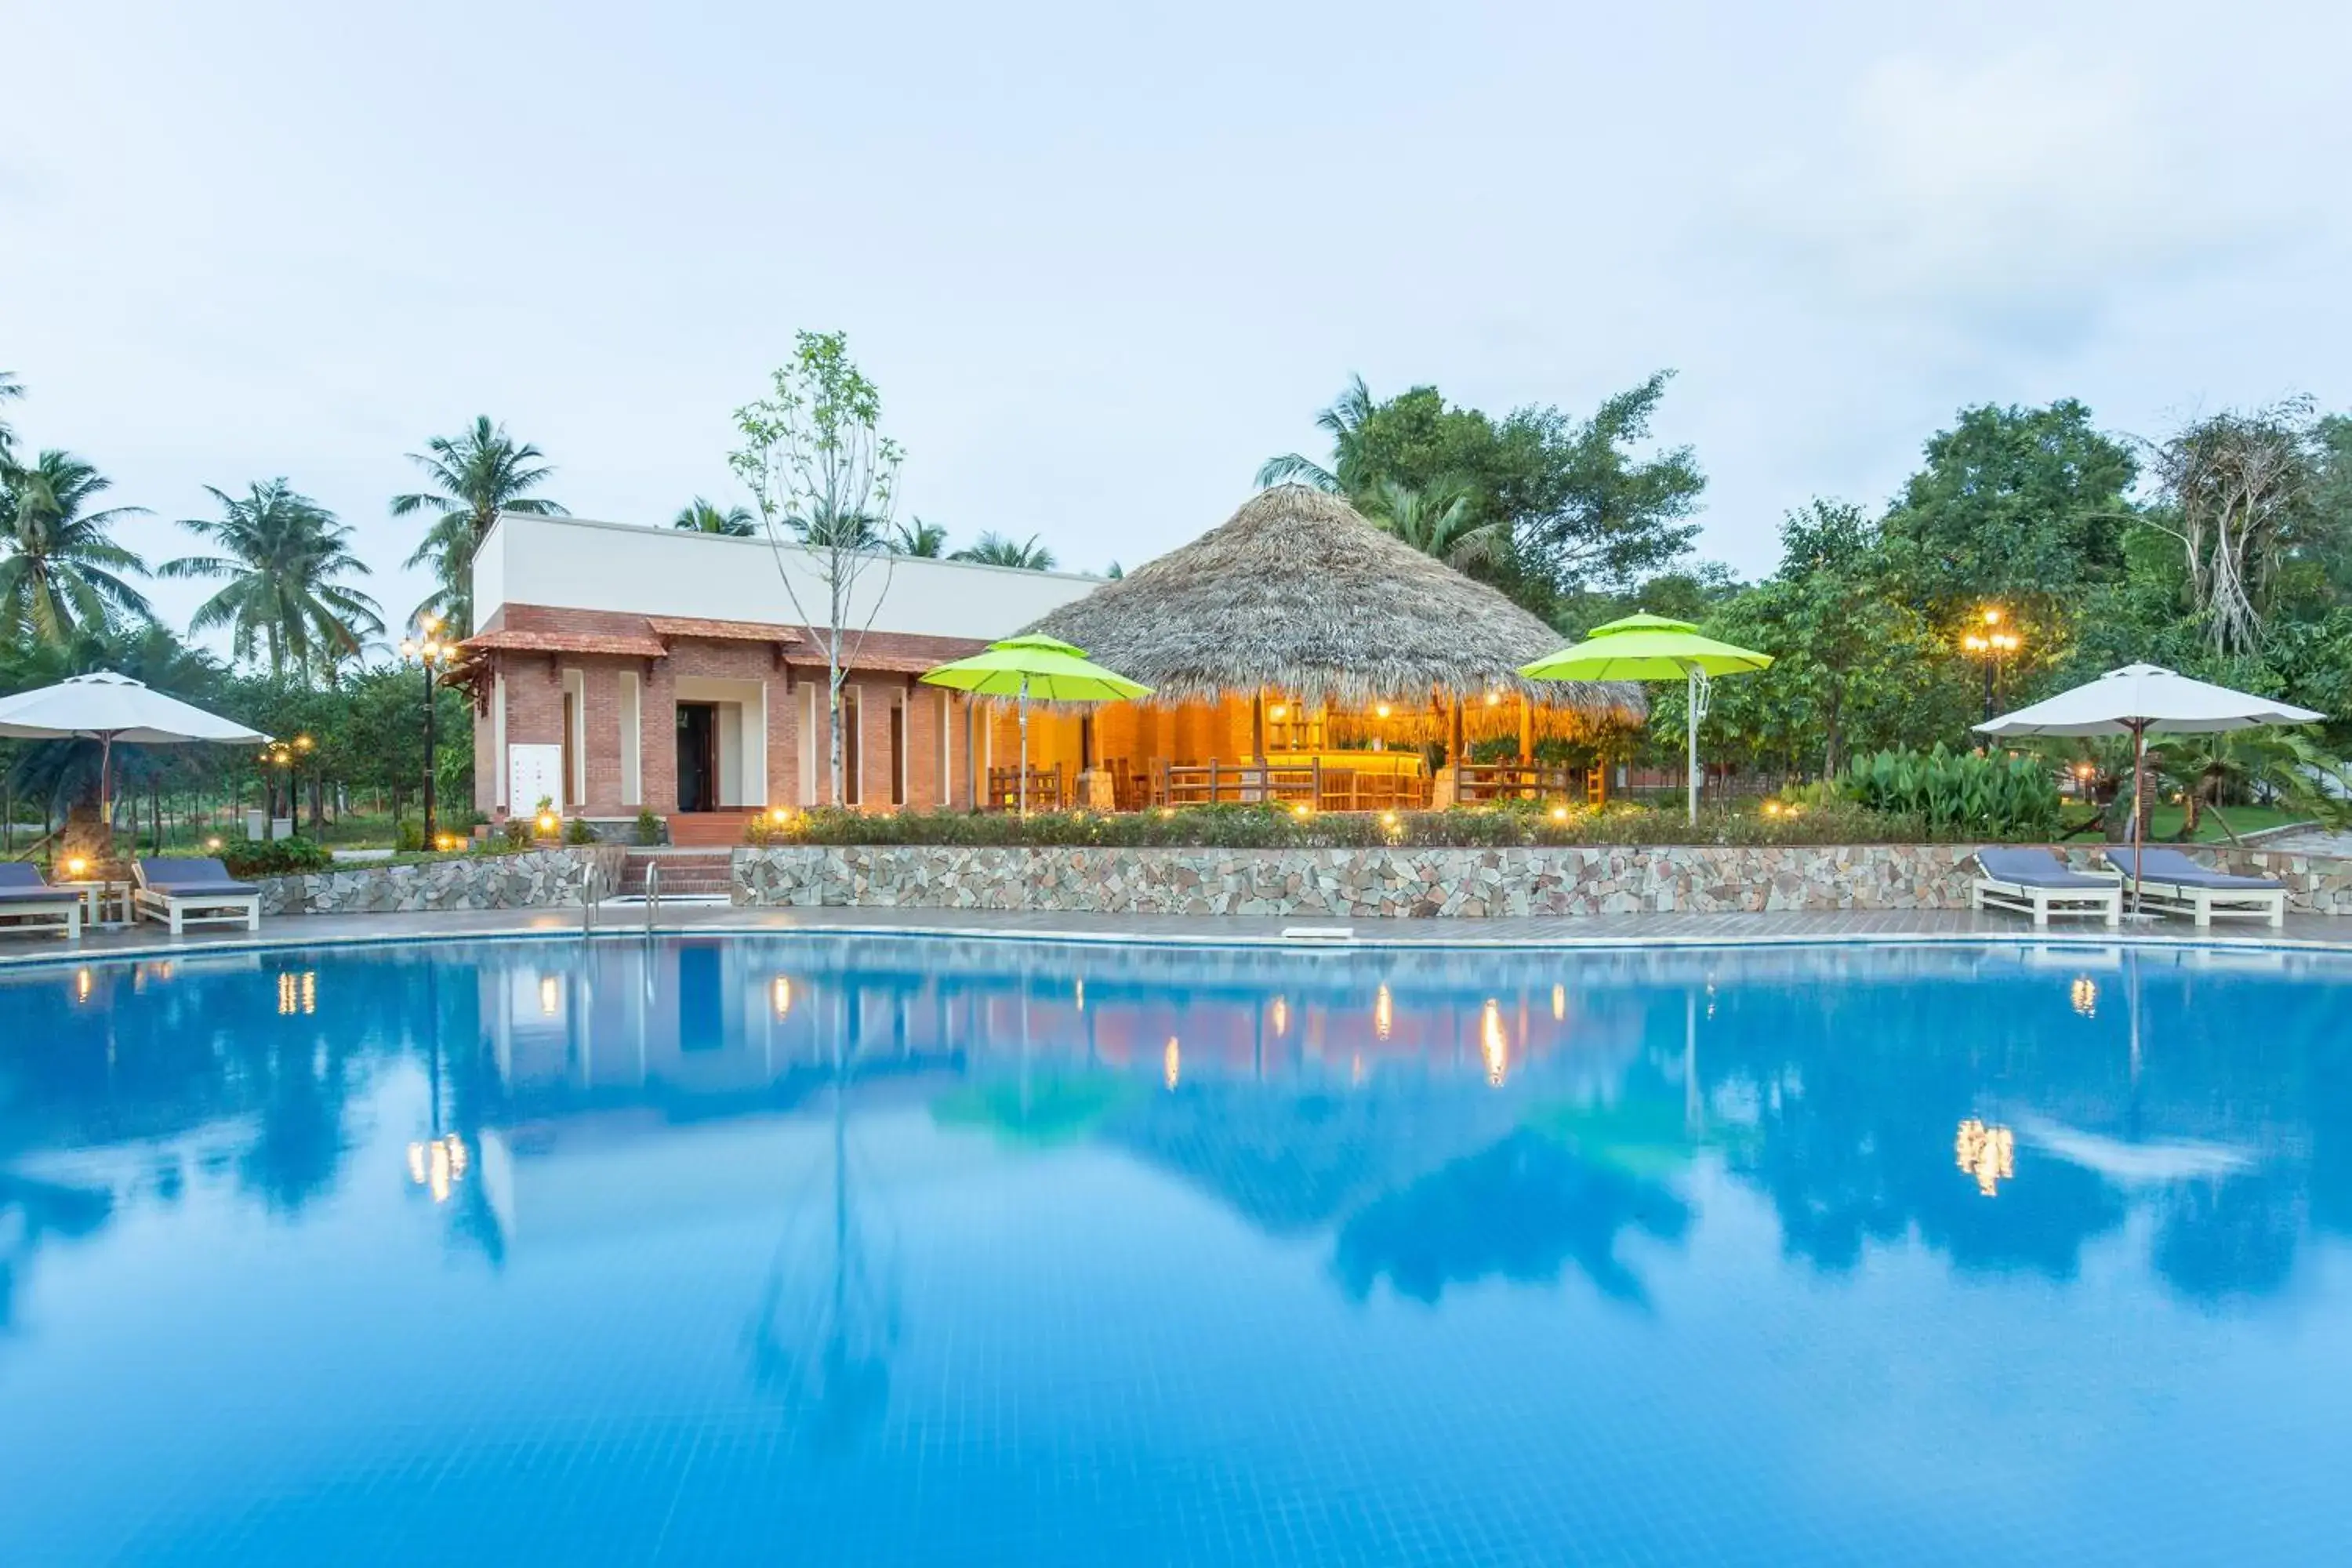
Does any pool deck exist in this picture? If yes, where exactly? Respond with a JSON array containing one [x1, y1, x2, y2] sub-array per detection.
[[5, 902, 2350, 967]]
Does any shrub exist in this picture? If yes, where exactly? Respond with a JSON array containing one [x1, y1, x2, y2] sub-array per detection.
[[1843, 745, 2061, 839], [563, 816, 599, 846], [220, 838, 334, 878], [501, 818, 533, 850], [635, 808, 664, 847], [395, 819, 426, 854]]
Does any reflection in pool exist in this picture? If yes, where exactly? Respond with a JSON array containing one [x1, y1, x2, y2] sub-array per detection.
[[2, 938, 2349, 1564]]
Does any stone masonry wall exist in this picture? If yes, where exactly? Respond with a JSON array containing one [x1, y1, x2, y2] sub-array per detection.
[[254, 847, 626, 916], [734, 843, 2352, 917]]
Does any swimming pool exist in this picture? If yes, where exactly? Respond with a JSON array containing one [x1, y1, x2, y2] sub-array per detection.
[[2, 935, 2348, 1564]]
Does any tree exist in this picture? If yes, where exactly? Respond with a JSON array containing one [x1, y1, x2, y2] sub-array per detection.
[[891, 517, 948, 557], [1881, 400, 2138, 619], [950, 531, 1057, 570], [2148, 401, 2322, 655], [162, 481, 383, 682], [729, 330, 904, 805], [0, 370, 22, 468], [1693, 502, 1965, 776], [2151, 728, 2350, 838], [0, 450, 153, 644], [1255, 373, 1376, 492], [391, 416, 567, 634], [1357, 478, 1504, 571], [673, 497, 756, 536]]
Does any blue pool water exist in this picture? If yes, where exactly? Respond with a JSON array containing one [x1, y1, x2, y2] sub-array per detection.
[[2, 936, 2350, 1565]]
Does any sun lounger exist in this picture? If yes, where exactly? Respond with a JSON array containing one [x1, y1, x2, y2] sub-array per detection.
[[0, 863, 82, 941], [1970, 848, 2122, 927], [2105, 847, 2288, 928], [133, 858, 261, 935]]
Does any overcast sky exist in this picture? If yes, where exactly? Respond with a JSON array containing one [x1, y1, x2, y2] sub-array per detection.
[[8, 0, 2349, 645]]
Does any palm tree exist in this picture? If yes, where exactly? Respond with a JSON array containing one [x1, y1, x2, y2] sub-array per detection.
[[0, 450, 153, 644], [674, 497, 757, 536], [0, 371, 23, 468], [1359, 478, 1506, 571], [391, 416, 566, 633], [950, 531, 1057, 570], [1255, 373, 1377, 493], [891, 517, 948, 557], [162, 481, 384, 683], [2151, 728, 2352, 839]]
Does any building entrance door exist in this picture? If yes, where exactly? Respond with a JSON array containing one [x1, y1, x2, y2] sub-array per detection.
[[677, 702, 718, 812]]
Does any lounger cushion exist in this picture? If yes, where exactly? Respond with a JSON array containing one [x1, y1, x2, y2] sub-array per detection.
[[2107, 848, 2285, 891], [0, 863, 49, 890], [1975, 848, 2114, 890], [139, 858, 258, 895], [0, 887, 80, 906]]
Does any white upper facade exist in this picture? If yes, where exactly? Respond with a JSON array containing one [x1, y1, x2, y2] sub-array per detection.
[[473, 512, 1100, 638]]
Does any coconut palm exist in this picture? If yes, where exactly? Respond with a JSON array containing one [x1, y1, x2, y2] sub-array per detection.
[[2151, 728, 2352, 839], [673, 497, 757, 536], [891, 517, 948, 557], [1359, 477, 1506, 572], [0, 371, 23, 467], [0, 450, 153, 644], [391, 416, 566, 633], [1255, 373, 1377, 493], [950, 531, 1057, 570], [162, 481, 384, 683]]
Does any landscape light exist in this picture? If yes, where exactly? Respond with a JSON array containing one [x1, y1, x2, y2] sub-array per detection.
[[536, 811, 558, 836], [66, 856, 89, 879], [1549, 805, 1570, 822]]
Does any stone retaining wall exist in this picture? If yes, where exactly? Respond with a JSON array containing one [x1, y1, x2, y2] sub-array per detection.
[[734, 843, 2351, 917], [256, 846, 626, 916]]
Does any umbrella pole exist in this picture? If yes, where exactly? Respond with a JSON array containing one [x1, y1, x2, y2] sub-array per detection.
[[1018, 678, 1029, 819], [1685, 668, 1700, 826], [2129, 720, 2147, 918], [100, 732, 115, 845]]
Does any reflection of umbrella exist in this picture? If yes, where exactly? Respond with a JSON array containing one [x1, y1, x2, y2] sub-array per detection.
[[920, 635, 1150, 815], [1978, 664, 2321, 908], [931, 1074, 1141, 1148], [0, 671, 267, 822], [1522, 614, 1771, 822]]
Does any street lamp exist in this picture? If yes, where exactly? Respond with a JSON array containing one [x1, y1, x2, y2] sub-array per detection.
[[397, 614, 449, 848], [261, 734, 314, 834], [1961, 607, 2022, 723]]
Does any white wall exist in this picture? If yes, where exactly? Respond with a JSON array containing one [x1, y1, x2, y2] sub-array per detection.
[[475, 512, 1099, 639]]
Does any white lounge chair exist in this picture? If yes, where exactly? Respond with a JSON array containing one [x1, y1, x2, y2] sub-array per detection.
[[0, 863, 82, 941], [1970, 847, 2122, 927], [2105, 847, 2288, 928], [133, 858, 261, 935]]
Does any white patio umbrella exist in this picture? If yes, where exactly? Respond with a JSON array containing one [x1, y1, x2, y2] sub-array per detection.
[[0, 671, 269, 825], [1976, 662, 2322, 905]]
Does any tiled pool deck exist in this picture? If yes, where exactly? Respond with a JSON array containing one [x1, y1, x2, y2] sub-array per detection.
[[5, 902, 2350, 966]]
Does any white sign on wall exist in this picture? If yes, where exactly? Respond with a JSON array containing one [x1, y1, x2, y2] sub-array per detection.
[[508, 744, 565, 817]]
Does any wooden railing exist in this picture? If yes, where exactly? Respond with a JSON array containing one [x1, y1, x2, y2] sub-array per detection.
[[1152, 760, 1430, 812], [1454, 764, 1605, 807], [985, 764, 1065, 812]]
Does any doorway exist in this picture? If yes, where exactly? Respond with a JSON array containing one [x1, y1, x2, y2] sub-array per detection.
[[677, 702, 718, 813]]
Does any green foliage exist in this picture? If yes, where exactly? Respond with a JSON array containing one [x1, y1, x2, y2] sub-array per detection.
[[672, 497, 756, 535], [161, 480, 383, 681], [219, 837, 333, 877], [501, 818, 532, 849], [395, 818, 425, 853], [1842, 746, 2063, 839], [951, 531, 1056, 569], [635, 808, 664, 846], [746, 800, 1934, 850], [390, 416, 567, 634], [0, 448, 154, 643], [562, 815, 598, 845]]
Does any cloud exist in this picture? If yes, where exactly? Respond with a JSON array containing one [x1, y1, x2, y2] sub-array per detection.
[[1732, 51, 2263, 347]]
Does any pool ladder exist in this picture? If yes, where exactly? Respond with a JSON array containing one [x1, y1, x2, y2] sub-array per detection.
[[643, 860, 662, 937]]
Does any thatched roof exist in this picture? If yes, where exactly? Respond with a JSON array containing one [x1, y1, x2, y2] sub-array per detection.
[[1022, 485, 1643, 717]]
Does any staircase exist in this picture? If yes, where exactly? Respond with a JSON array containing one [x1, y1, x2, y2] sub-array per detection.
[[615, 847, 737, 905], [666, 811, 757, 848]]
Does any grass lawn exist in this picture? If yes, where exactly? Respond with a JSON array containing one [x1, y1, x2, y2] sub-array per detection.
[[2139, 803, 2308, 844]]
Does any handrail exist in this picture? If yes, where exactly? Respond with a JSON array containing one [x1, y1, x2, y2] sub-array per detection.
[[644, 859, 661, 937]]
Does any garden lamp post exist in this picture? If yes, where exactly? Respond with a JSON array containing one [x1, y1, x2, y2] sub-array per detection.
[[1962, 608, 2021, 724], [397, 615, 448, 848]]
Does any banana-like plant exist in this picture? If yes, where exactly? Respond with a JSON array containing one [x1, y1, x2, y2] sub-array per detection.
[[1844, 744, 2063, 837], [2149, 729, 2351, 840]]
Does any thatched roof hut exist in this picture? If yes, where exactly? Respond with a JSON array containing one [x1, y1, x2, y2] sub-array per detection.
[[1022, 485, 1642, 726]]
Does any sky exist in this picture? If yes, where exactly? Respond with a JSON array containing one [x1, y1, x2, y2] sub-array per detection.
[[7, 0, 2350, 648]]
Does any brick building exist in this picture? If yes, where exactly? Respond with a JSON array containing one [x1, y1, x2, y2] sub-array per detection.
[[459, 513, 1100, 837]]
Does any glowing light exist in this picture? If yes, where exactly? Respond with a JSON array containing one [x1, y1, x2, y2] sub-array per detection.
[[539, 975, 561, 1016], [2071, 976, 2098, 1018], [1982, 606, 2002, 626], [1955, 1118, 2016, 1197], [406, 1133, 469, 1203], [65, 856, 89, 880], [1073, 978, 1085, 1011], [1271, 996, 1289, 1036], [1762, 800, 1784, 818], [1481, 999, 1508, 1087], [1549, 805, 1570, 822], [1374, 983, 1392, 1040], [1483, 690, 1501, 706], [1163, 1036, 1181, 1091], [771, 976, 793, 1018], [277, 971, 317, 1015], [535, 812, 559, 836], [1374, 702, 1392, 719], [74, 969, 93, 1004], [1158, 807, 1176, 820], [768, 806, 790, 824], [1380, 811, 1399, 829], [1291, 803, 1313, 818], [1552, 983, 1566, 1021], [1269, 702, 1287, 720], [205, 837, 223, 851]]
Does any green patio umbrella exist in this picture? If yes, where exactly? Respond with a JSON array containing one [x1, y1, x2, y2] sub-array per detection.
[[1520, 613, 1771, 823], [920, 634, 1151, 815]]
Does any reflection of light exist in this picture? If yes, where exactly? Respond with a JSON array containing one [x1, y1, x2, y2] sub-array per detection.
[[1163, 1036, 1181, 1091], [2071, 976, 2097, 1018], [74, 968, 93, 1004], [1374, 984, 1392, 1040], [772, 976, 793, 1018], [1073, 978, 1084, 1011], [1271, 996, 1288, 1036], [1955, 1118, 2016, 1196], [405, 1134, 470, 1203], [1351, 1051, 1365, 1085], [277, 971, 317, 1015], [1552, 983, 1566, 1021], [1481, 999, 1508, 1087], [539, 975, 561, 1016]]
